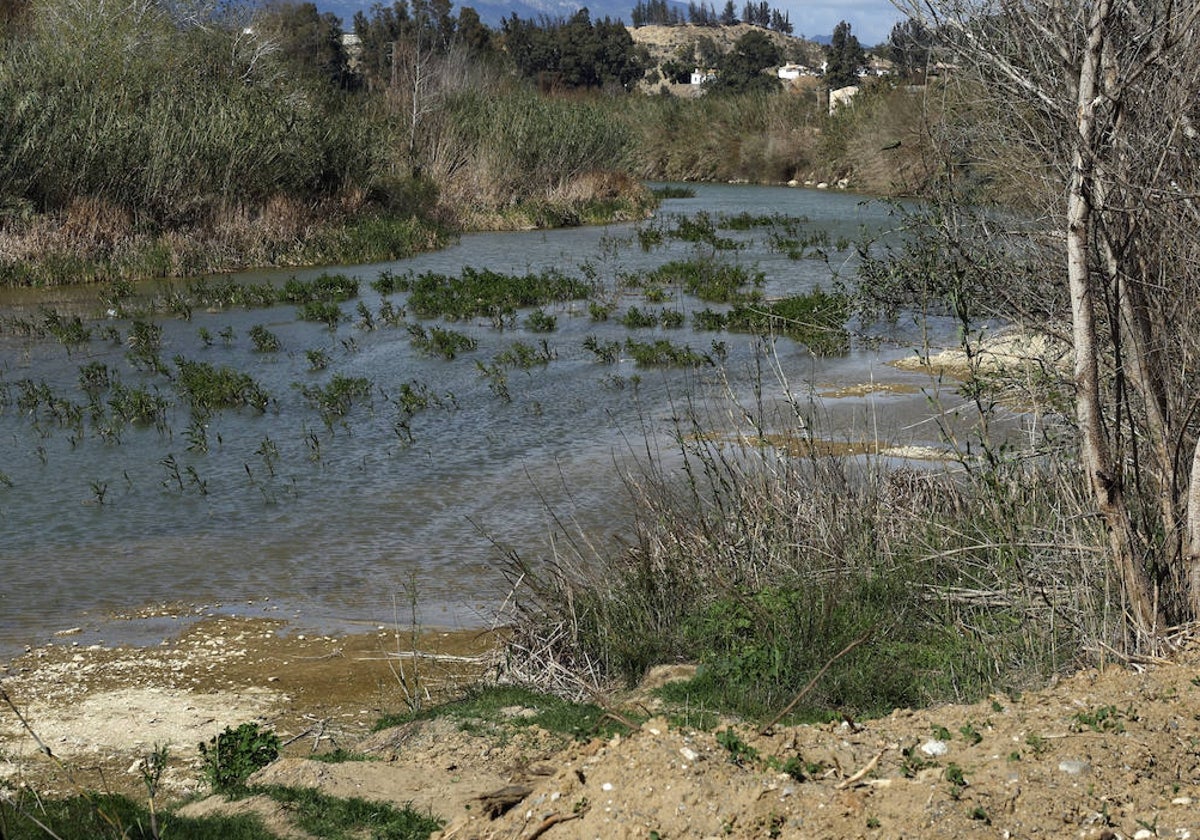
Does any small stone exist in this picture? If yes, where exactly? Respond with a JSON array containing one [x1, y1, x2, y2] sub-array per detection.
[[920, 740, 949, 757], [680, 747, 699, 762], [601, 782, 614, 792], [1057, 759, 1090, 776], [1134, 830, 1154, 840], [1172, 796, 1193, 805], [54, 627, 82, 637]]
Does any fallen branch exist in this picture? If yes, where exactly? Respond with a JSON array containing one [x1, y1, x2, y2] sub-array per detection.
[[525, 811, 582, 839], [759, 631, 872, 735], [835, 746, 890, 789]]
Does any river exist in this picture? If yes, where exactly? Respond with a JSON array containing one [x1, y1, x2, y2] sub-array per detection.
[[0, 184, 996, 658]]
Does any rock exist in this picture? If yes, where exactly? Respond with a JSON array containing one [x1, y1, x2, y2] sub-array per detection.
[[55, 627, 82, 637], [920, 740, 949, 757], [680, 747, 699, 763], [1057, 759, 1090, 776]]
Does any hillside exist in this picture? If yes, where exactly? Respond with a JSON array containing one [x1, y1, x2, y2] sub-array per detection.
[[628, 21, 825, 70]]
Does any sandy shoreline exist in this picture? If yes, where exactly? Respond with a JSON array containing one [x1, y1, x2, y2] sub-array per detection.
[[1, 615, 496, 799]]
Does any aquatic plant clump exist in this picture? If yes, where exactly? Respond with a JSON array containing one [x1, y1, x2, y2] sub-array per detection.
[[174, 357, 270, 412], [642, 260, 763, 304], [299, 375, 373, 420], [724, 290, 852, 355], [399, 267, 593, 321]]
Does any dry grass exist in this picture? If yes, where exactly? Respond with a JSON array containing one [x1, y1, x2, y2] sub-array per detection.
[[496, 374, 1115, 718]]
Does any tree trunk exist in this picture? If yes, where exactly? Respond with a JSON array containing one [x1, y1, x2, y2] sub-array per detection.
[[1067, 0, 1159, 639]]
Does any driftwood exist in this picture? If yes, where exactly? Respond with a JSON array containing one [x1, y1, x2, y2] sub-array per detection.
[[477, 784, 534, 818], [524, 812, 582, 839]]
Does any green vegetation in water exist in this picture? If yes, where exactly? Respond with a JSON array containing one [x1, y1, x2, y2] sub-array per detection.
[[619, 306, 660, 329], [406, 323, 478, 360], [397, 267, 593, 323], [280, 273, 360, 304], [650, 185, 696, 199], [248, 324, 281, 353], [718, 211, 809, 231], [692, 290, 851, 355], [582, 335, 621, 363], [623, 338, 709, 368], [640, 259, 763, 303], [126, 320, 166, 373], [668, 212, 743, 251], [41, 308, 92, 350], [494, 339, 555, 369], [524, 308, 557, 332], [296, 299, 345, 329], [173, 357, 270, 412], [108, 382, 170, 430], [299, 375, 373, 421]]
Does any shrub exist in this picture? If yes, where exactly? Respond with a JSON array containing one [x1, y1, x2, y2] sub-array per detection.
[[198, 723, 280, 794]]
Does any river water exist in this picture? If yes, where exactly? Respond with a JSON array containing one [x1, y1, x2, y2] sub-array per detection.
[[0, 184, 994, 657]]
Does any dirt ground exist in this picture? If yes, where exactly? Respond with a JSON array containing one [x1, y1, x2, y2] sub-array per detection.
[[3, 616, 1200, 839]]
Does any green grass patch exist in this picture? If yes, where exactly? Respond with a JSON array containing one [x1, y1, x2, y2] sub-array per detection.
[[256, 785, 442, 840], [0, 792, 270, 839], [374, 685, 632, 743]]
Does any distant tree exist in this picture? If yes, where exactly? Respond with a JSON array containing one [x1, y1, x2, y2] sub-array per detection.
[[456, 6, 491, 53], [693, 34, 721, 68], [687, 1, 717, 26], [824, 20, 863, 88], [632, 0, 682, 26], [741, 0, 768, 26], [708, 28, 780, 93], [719, 0, 737, 25], [886, 18, 930, 79], [354, 2, 411, 87], [504, 10, 646, 90], [768, 8, 791, 34], [257, 2, 352, 88]]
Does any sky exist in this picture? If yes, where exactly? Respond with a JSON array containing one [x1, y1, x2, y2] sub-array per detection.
[[780, 0, 904, 46], [316, 0, 907, 48]]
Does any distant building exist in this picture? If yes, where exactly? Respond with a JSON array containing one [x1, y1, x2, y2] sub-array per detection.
[[691, 67, 716, 85], [777, 63, 813, 80]]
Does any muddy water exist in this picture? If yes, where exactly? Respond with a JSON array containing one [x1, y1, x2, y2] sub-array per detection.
[[0, 184, 1004, 657]]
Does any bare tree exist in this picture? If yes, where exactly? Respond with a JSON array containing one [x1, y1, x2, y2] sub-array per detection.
[[899, 0, 1200, 646]]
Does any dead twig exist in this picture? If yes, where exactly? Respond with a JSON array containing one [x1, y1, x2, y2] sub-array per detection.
[[525, 811, 582, 839], [835, 746, 891, 789], [759, 631, 872, 735]]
